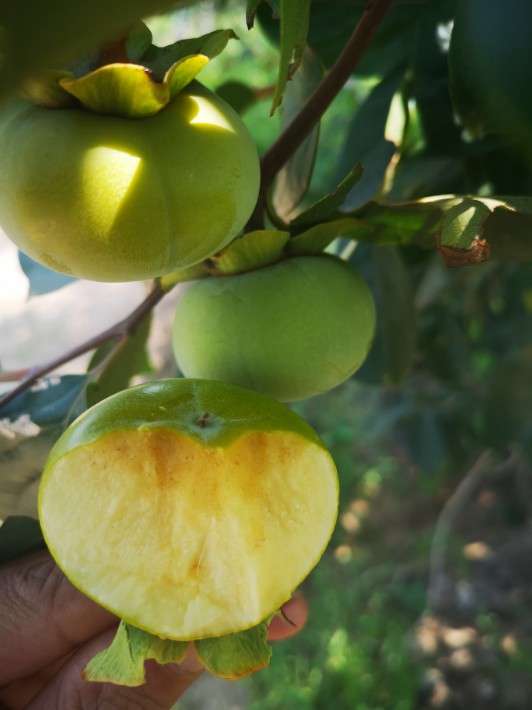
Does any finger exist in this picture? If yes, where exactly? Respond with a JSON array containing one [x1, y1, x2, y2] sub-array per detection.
[[0, 550, 117, 685], [26, 628, 204, 710], [267, 594, 308, 641]]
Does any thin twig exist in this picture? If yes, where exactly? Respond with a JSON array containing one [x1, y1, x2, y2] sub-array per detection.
[[426, 449, 520, 612], [247, 0, 395, 230], [0, 281, 166, 410]]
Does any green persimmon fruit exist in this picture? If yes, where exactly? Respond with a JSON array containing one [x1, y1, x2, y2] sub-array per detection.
[[172, 255, 376, 402], [39, 378, 338, 641], [449, 0, 532, 144], [0, 82, 260, 281]]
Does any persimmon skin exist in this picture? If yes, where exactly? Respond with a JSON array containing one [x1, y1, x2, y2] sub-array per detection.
[[0, 82, 260, 282], [172, 255, 377, 402]]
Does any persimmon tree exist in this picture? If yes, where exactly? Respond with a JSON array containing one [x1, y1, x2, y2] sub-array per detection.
[[0, 0, 531, 700]]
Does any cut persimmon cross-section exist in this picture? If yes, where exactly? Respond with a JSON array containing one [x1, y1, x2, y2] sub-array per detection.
[[39, 378, 338, 641]]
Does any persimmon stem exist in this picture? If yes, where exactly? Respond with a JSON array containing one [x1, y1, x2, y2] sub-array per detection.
[[0, 281, 166, 411], [247, 0, 395, 231]]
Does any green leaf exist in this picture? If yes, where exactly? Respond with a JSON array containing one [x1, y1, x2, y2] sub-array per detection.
[[286, 218, 362, 257], [270, 0, 311, 115], [0, 516, 46, 565], [126, 21, 153, 63], [290, 164, 363, 227], [0, 375, 88, 427], [353, 246, 417, 386], [347, 201, 441, 250], [0, 0, 187, 98], [86, 317, 153, 408], [18, 252, 76, 298], [0, 376, 88, 520], [346, 196, 532, 263], [336, 66, 407, 211], [483, 202, 532, 262], [439, 198, 491, 251], [142, 29, 238, 79], [83, 621, 188, 686], [194, 622, 271, 679], [247, 0, 279, 29], [208, 230, 290, 275], [215, 80, 256, 115], [482, 346, 532, 450], [271, 46, 323, 222]]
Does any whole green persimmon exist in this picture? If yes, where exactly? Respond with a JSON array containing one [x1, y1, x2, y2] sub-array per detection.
[[0, 82, 260, 281], [172, 255, 376, 402], [39, 378, 338, 642]]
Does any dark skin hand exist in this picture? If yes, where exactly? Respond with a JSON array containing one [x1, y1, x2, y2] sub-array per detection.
[[0, 550, 308, 709]]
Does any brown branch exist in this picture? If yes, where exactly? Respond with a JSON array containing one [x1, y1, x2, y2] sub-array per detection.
[[0, 282, 166, 411], [426, 449, 521, 613], [247, 0, 395, 230]]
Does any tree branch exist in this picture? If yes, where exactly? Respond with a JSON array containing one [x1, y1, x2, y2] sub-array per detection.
[[426, 449, 520, 613], [248, 0, 395, 230], [0, 281, 166, 411]]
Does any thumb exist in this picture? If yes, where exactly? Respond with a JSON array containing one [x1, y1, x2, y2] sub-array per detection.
[[26, 629, 204, 710]]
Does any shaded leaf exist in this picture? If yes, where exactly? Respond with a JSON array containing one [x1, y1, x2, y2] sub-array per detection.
[[347, 201, 441, 250], [126, 21, 153, 63], [0, 375, 88, 427], [18, 252, 77, 298], [482, 346, 532, 449], [353, 246, 417, 386], [270, 0, 311, 115], [86, 317, 153, 408], [247, 0, 279, 29], [0, 516, 45, 564], [287, 218, 362, 257], [194, 622, 271, 679], [142, 29, 238, 79], [336, 66, 406, 211], [215, 80, 256, 115], [290, 164, 363, 227], [271, 46, 323, 222]]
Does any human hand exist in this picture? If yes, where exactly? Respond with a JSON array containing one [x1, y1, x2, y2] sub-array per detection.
[[0, 550, 308, 709]]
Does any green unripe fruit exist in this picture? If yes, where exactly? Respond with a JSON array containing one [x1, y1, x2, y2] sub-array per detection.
[[0, 82, 260, 281], [172, 255, 376, 402]]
